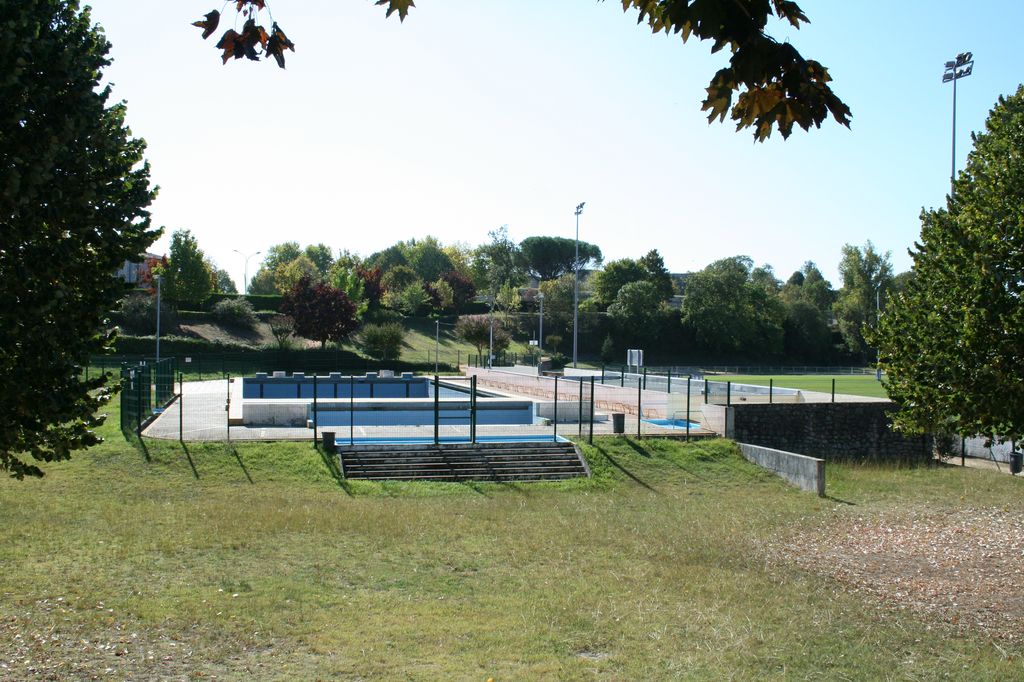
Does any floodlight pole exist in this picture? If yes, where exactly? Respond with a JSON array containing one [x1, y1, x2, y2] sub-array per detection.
[[943, 52, 974, 197], [487, 294, 495, 369], [572, 201, 585, 369], [233, 249, 262, 295], [537, 292, 544, 353]]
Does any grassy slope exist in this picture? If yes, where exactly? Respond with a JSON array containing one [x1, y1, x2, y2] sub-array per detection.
[[716, 374, 890, 399], [1, 406, 1020, 679]]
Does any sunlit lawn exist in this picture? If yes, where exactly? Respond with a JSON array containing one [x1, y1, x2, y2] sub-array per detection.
[[717, 373, 890, 399], [0, 401, 1019, 679]]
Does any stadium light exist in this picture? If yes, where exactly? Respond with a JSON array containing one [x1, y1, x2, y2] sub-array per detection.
[[572, 202, 585, 369], [943, 51, 974, 196]]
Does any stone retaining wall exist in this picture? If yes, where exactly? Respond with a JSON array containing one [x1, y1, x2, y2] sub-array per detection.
[[728, 402, 931, 462]]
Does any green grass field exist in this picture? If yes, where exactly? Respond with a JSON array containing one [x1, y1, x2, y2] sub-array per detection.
[[1, 402, 1020, 678], [716, 373, 890, 399]]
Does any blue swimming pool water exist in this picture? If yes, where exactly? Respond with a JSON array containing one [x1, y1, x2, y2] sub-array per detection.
[[642, 418, 701, 430], [336, 435, 571, 445]]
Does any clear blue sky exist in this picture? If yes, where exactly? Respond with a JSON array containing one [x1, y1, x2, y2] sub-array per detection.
[[86, 0, 1023, 289]]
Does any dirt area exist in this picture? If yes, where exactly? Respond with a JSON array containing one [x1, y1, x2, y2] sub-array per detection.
[[773, 507, 1024, 643]]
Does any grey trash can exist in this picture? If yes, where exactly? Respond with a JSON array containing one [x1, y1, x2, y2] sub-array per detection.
[[1010, 451, 1022, 475], [321, 431, 336, 454], [612, 413, 625, 434]]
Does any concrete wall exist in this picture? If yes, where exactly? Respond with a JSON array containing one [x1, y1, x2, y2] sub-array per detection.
[[738, 443, 825, 495], [728, 402, 931, 463]]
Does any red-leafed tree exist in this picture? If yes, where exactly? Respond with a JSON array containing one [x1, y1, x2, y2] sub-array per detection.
[[281, 275, 358, 348], [357, 265, 384, 311], [440, 270, 477, 310]]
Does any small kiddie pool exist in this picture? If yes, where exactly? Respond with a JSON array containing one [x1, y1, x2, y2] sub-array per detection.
[[641, 417, 702, 431]]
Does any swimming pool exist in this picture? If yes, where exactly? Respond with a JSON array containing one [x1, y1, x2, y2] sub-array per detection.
[[642, 418, 702, 430]]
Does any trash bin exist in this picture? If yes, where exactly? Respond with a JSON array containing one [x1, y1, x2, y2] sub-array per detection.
[[321, 431, 336, 454], [612, 413, 625, 434], [1010, 451, 1023, 475]]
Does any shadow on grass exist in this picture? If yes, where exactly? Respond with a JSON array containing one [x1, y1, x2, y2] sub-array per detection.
[[824, 494, 856, 506], [124, 429, 151, 462], [318, 447, 354, 496], [180, 442, 199, 480], [593, 443, 657, 493], [229, 444, 253, 484]]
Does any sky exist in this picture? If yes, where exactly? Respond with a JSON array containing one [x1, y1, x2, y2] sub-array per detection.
[[85, 0, 1024, 290]]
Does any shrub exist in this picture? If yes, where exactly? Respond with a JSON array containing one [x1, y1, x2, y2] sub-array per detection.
[[359, 322, 406, 361], [211, 298, 258, 330], [115, 293, 177, 335], [268, 315, 296, 350]]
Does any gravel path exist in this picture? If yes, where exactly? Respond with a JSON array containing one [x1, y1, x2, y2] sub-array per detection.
[[772, 507, 1024, 643]]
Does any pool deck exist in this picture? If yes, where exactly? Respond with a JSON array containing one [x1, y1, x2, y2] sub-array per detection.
[[142, 379, 718, 443]]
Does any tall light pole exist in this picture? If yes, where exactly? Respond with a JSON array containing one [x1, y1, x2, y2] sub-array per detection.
[[572, 201, 585, 369], [233, 249, 262, 295], [155, 275, 162, 362], [943, 52, 973, 197], [537, 291, 544, 353]]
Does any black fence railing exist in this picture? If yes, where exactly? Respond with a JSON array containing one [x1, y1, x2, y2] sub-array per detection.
[[119, 357, 177, 436]]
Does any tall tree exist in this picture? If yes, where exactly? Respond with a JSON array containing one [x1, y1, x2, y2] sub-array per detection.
[[874, 86, 1024, 442], [407, 236, 455, 283], [280, 275, 359, 348], [157, 229, 213, 307], [638, 249, 675, 302], [834, 242, 893, 358], [473, 225, 525, 293], [681, 256, 784, 356], [519, 236, 602, 282], [212, 266, 238, 294], [782, 261, 834, 314], [455, 314, 510, 359], [274, 253, 319, 294], [0, 0, 158, 477], [591, 258, 646, 308], [304, 243, 335, 276], [607, 280, 667, 346], [196, 1, 850, 141]]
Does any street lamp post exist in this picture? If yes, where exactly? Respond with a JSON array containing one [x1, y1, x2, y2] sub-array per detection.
[[537, 291, 544, 354], [488, 294, 495, 369], [943, 52, 974, 197], [572, 201, 585, 369], [232, 249, 262, 295], [155, 275, 162, 362]]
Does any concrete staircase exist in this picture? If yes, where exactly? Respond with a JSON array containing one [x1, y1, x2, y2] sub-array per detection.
[[338, 441, 589, 482]]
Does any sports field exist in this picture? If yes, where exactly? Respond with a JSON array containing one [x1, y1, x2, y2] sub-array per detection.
[[716, 373, 889, 399]]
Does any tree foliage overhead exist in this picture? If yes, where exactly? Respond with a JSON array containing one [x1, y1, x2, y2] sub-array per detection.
[[874, 86, 1024, 442], [0, 0, 158, 477], [199, 0, 849, 141]]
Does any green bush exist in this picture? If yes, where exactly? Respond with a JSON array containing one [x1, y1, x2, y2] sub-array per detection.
[[359, 322, 406, 361], [202, 293, 284, 312], [114, 294, 177, 335], [212, 298, 258, 330], [111, 334, 255, 355]]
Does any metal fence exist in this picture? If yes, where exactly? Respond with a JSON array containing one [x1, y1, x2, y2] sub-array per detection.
[[119, 357, 177, 436]]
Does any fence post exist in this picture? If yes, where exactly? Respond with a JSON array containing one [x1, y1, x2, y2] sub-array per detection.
[[686, 377, 691, 442], [704, 378, 709, 404], [620, 367, 624, 388], [578, 377, 584, 438], [553, 376, 558, 443], [601, 366, 606, 385], [135, 367, 142, 438], [349, 374, 355, 446], [313, 373, 318, 449], [471, 375, 477, 443], [726, 381, 731, 407], [637, 375, 642, 439], [588, 376, 595, 445], [178, 372, 184, 443], [226, 374, 231, 443], [433, 375, 440, 445], [769, 378, 773, 404], [667, 369, 672, 394], [831, 378, 836, 403], [198, 354, 202, 381]]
